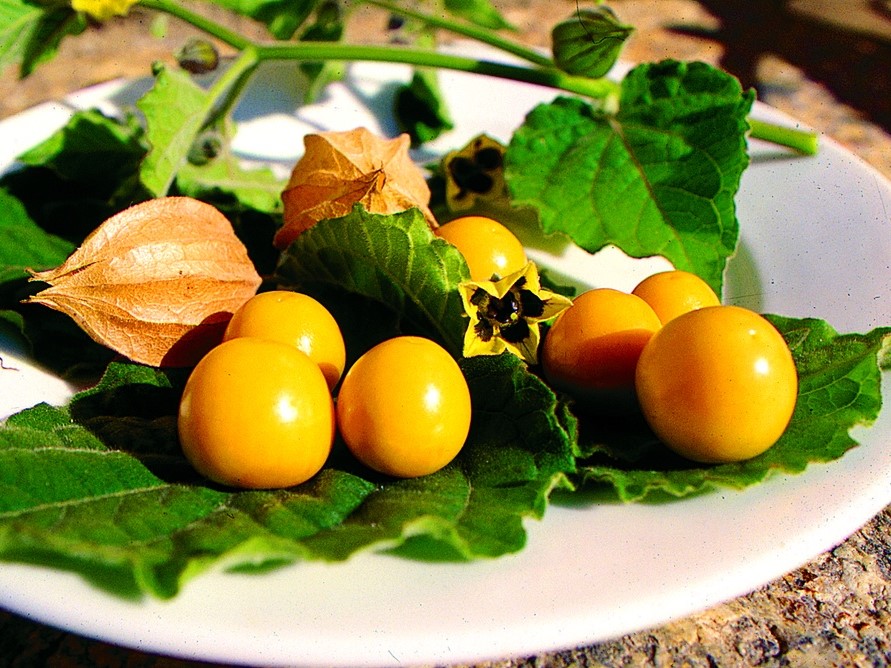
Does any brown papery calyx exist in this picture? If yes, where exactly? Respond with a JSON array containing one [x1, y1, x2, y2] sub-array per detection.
[[276, 127, 437, 249], [26, 196, 262, 367]]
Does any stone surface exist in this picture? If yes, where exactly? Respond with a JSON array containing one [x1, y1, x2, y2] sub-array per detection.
[[1, 1, 890, 666]]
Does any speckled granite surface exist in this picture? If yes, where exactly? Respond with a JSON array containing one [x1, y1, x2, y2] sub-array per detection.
[[2, 2, 890, 666]]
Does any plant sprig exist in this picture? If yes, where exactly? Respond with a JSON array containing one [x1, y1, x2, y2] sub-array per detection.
[[140, 0, 624, 96], [6, 0, 817, 187], [184, 0, 813, 143]]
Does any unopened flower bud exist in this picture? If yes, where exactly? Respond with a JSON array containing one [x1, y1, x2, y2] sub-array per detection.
[[551, 7, 633, 78], [176, 38, 220, 75]]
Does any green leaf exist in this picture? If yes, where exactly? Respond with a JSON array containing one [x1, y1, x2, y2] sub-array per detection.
[[314, 357, 576, 562], [577, 318, 891, 502], [551, 7, 633, 78], [394, 68, 455, 146], [176, 152, 285, 214], [0, 0, 84, 75], [17, 108, 147, 189], [0, 349, 578, 596], [0, 113, 145, 378], [206, 0, 317, 39], [297, 1, 345, 103], [137, 63, 212, 197], [275, 206, 469, 358], [0, 307, 886, 595], [19, 6, 84, 76], [0, 362, 375, 597], [505, 61, 754, 293], [0, 109, 148, 246], [0, 0, 39, 70], [0, 188, 73, 283]]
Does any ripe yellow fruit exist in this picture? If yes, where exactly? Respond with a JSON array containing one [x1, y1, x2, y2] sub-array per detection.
[[635, 305, 798, 463], [436, 215, 527, 281], [224, 290, 346, 390], [178, 338, 336, 488], [541, 288, 662, 410], [632, 270, 721, 325], [336, 336, 472, 478]]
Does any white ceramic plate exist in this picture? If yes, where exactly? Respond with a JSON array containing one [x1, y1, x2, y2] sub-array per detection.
[[1, 50, 890, 668]]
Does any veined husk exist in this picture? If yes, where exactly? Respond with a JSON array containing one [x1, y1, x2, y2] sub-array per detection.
[[26, 196, 262, 367], [276, 127, 436, 249]]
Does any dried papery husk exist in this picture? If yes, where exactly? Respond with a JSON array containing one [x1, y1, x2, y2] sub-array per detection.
[[276, 127, 437, 249], [26, 197, 262, 367]]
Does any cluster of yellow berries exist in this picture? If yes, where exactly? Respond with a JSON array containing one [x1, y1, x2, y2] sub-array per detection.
[[434, 214, 798, 465], [178, 213, 799, 491], [177, 291, 471, 489], [541, 269, 798, 464]]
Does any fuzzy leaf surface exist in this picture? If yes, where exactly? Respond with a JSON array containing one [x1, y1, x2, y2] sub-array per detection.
[[276, 206, 468, 358], [137, 64, 212, 197], [0, 352, 577, 597], [505, 61, 754, 293]]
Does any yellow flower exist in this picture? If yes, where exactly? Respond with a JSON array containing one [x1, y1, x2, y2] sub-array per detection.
[[441, 134, 509, 212], [459, 261, 572, 365], [72, 0, 139, 21]]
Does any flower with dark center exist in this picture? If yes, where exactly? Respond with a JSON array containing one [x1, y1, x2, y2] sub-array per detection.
[[459, 262, 572, 365]]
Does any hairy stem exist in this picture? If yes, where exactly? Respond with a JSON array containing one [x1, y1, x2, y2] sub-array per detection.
[[362, 0, 554, 68], [203, 45, 261, 129]]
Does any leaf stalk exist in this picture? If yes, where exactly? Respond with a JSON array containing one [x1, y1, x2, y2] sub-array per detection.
[[748, 118, 819, 155]]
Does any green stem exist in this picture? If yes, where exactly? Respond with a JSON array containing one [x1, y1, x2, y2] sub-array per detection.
[[254, 41, 620, 100], [362, 0, 554, 68], [139, 0, 818, 154], [748, 118, 819, 155], [203, 45, 261, 128], [140, 0, 616, 100], [140, 0, 251, 50], [140, 45, 260, 196]]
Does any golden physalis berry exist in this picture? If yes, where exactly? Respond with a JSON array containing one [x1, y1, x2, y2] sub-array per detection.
[[436, 215, 527, 281], [71, 0, 139, 21], [459, 261, 572, 365]]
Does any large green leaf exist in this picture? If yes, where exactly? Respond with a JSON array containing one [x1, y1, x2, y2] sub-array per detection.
[[16, 109, 146, 193], [0, 110, 148, 283], [0, 111, 148, 375], [0, 351, 577, 597], [505, 61, 754, 293], [275, 206, 469, 358], [0, 188, 73, 283]]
